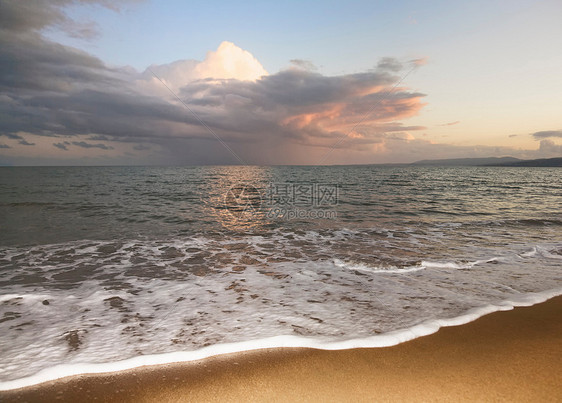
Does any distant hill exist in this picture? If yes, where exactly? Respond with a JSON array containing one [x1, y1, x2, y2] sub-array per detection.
[[411, 157, 521, 166], [484, 157, 562, 167], [410, 156, 562, 167]]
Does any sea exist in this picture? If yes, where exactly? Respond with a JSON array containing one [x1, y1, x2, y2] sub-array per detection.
[[0, 165, 561, 389]]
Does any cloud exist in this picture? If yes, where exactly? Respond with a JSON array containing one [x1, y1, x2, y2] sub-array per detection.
[[0, 0, 138, 38], [4, 1, 558, 166], [377, 57, 402, 72], [53, 142, 69, 150], [0, 133, 24, 140], [531, 130, 562, 139], [439, 121, 460, 126], [290, 59, 318, 71], [410, 57, 428, 67], [538, 139, 562, 155], [0, 2, 427, 166], [72, 141, 113, 150], [11, 1, 549, 165], [0, 0, 70, 34], [0, 0, 126, 96], [138, 41, 269, 97]]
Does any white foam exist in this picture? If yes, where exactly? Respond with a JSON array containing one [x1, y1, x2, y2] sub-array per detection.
[[1, 288, 560, 392], [0, 293, 50, 303], [519, 247, 538, 258], [536, 246, 562, 260], [1, 238, 561, 390], [420, 258, 498, 269], [334, 259, 425, 274], [336, 257, 501, 273]]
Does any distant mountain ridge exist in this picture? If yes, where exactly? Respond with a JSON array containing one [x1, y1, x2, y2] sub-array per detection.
[[484, 157, 562, 167], [411, 157, 521, 166], [410, 157, 562, 167]]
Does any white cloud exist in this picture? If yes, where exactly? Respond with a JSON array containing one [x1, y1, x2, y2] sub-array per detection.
[[137, 41, 268, 97]]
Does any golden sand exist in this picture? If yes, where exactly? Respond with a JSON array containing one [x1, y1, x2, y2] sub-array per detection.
[[3, 296, 561, 402]]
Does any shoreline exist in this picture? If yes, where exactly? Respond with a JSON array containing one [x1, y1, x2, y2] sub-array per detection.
[[2, 295, 561, 402], [1, 288, 560, 391]]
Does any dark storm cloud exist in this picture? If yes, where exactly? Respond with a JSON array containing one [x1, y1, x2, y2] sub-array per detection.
[[0, 133, 24, 140], [0, 0, 136, 35], [1, 47, 425, 157], [53, 142, 69, 150], [0, 0, 68, 33], [0, 0, 137, 94], [72, 141, 113, 150], [0, 32, 117, 93], [7, 89, 231, 146], [531, 130, 562, 139], [18, 139, 35, 146], [176, 68, 423, 142], [0, 144, 11, 149]]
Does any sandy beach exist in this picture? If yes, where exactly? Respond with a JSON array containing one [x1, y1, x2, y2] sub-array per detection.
[[3, 0, 562, 401], [2, 295, 560, 402]]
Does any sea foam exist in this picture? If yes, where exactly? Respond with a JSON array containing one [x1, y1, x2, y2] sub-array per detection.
[[0, 288, 560, 391]]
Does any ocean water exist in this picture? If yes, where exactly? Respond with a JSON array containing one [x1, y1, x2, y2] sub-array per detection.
[[0, 166, 561, 389]]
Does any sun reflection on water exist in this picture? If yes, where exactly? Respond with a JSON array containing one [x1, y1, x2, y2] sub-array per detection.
[[202, 166, 273, 232]]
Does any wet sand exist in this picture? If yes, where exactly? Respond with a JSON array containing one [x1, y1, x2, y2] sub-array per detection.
[[2, 296, 561, 402]]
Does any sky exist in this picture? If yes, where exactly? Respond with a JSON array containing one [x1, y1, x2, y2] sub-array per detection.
[[1, 0, 561, 165]]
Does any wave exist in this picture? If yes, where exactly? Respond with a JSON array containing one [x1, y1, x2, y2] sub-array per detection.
[[1, 288, 560, 392], [536, 246, 562, 260], [420, 258, 501, 269], [0, 293, 50, 303], [519, 246, 562, 259], [333, 259, 425, 274], [334, 257, 502, 273], [1, 236, 561, 390]]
